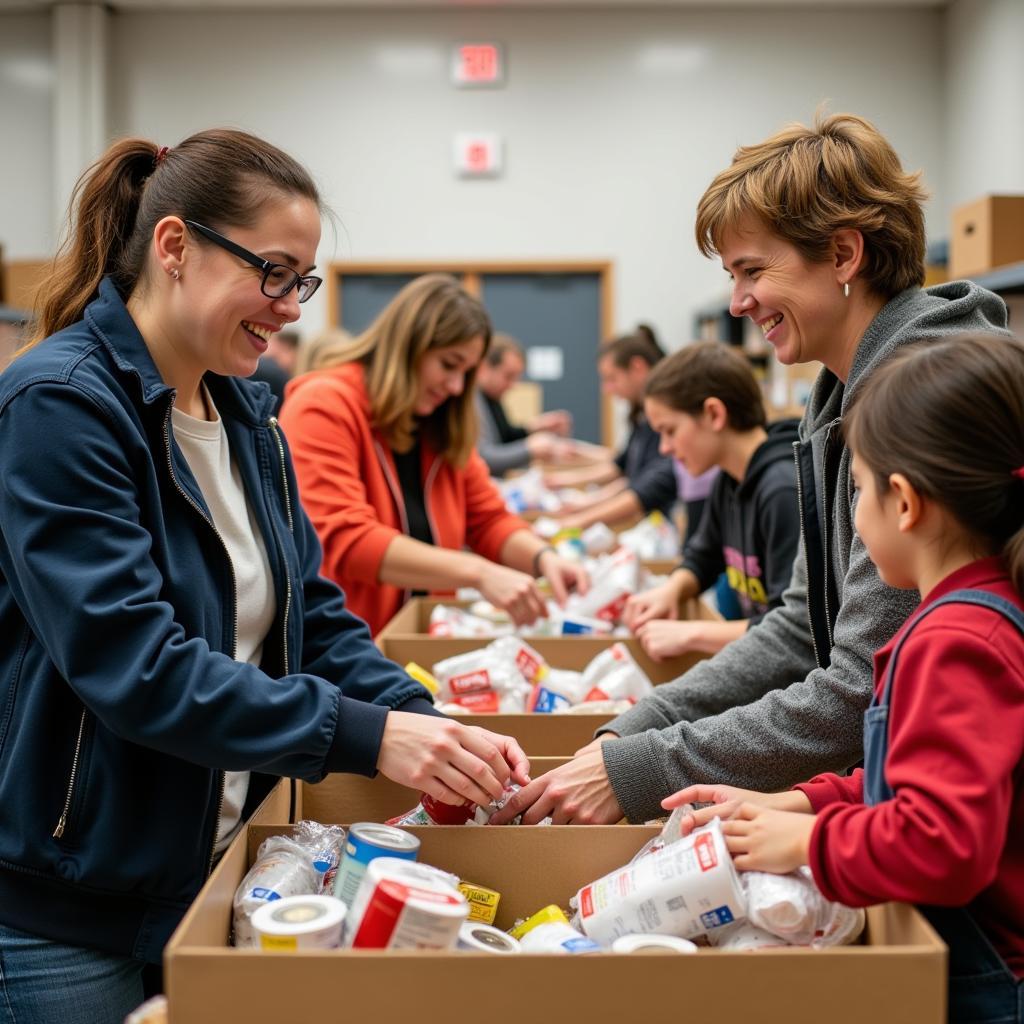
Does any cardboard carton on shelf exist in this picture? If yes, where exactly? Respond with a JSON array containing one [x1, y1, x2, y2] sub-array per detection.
[[949, 194, 1024, 280], [164, 780, 946, 1024]]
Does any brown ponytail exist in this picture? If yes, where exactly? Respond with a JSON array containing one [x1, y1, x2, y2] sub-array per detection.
[[26, 128, 322, 349], [844, 333, 1024, 594]]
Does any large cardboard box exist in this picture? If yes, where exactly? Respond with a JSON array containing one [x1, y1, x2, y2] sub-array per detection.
[[376, 598, 720, 753], [949, 194, 1024, 279], [165, 783, 946, 1024]]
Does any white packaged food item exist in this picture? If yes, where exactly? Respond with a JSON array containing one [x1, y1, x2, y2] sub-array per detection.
[[556, 698, 634, 716], [469, 600, 513, 625], [744, 867, 865, 948], [707, 921, 790, 950], [428, 604, 511, 639], [563, 548, 640, 624], [232, 835, 320, 948], [551, 611, 615, 636], [431, 642, 532, 713], [512, 906, 602, 954], [579, 643, 654, 704], [617, 511, 680, 559], [251, 894, 347, 951], [575, 819, 746, 944], [490, 636, 549, 686], [612, 934, 699, 954], [344, 858, 468, 950], [531, 516, 562, 540], [527, 668, 587, 713], [581, 522, 617, 556], [458, 923, 522, 954]]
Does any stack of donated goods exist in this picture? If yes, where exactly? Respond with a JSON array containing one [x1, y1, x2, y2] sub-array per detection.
[[409, 637, 655, 715], [231, 808, 864, 955]]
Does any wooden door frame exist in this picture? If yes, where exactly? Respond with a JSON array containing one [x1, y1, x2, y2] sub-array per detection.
[[327, 260, 616, 447]]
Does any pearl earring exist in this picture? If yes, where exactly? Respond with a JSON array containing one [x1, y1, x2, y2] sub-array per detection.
[[843, 282, 850, 298], [170, 268, 180, 280]]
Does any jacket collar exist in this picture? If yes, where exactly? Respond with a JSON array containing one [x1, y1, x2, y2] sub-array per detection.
[[87, 277, 276, 426]]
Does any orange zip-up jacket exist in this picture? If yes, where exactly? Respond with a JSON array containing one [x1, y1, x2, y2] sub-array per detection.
[[279, 362, 529, 635]]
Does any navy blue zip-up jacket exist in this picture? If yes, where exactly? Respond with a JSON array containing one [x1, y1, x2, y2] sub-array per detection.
[[0, 279, 437, 963]]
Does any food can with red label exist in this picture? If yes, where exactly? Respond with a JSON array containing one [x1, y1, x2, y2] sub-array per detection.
[[331, 823, 420, 907]]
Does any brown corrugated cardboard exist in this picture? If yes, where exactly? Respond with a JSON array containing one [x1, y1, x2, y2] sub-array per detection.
[[165, 782, 947, 1024], [950, 194, 1024, 279]]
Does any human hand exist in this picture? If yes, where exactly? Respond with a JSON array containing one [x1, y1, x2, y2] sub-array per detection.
[[623, 581, 680, 630], [377, 712, 512, 807], [530, 410, 572, 436], [721, 804, 816, 874], [526, 431, 560, 461], [477, 563, 548, 625], [635, 620, 703, 661], [661, 784, 812, 837], [467, 726, 531, 787], [537, 550, 590, 606], [488, 746, 623, 825]]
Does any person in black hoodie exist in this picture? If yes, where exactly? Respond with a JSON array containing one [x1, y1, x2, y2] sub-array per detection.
[[623, 341, 800, 659], [548, 325, 677, 529]]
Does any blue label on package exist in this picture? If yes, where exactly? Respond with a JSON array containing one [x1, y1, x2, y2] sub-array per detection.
[[562, 936, 602, 953], [700, 906, 735, 929], [531, 686, 571, 713], [559, 620, 594, 635], [250, 888, 280, 901]]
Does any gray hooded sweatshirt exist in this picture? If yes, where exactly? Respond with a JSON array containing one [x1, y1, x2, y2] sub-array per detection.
[[600, 282, 1010, 823]]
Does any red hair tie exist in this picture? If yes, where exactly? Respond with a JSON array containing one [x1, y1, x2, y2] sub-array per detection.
[[154, 145, 170, 167], [1013, 466, 1024, 481]]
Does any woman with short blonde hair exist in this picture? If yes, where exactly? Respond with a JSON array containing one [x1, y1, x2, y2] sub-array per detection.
[[280, 273, 587, 635]]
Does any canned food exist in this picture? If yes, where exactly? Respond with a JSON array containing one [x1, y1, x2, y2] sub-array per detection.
[[458, 923, 521, 954], [332, 822, 420, 907]]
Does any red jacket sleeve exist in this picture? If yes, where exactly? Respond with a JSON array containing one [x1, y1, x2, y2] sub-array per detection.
[[794, 769, 863, 811], [807, 619, 1024, 908], [461, 449, 531, 563], [279, 378, 400, 585]]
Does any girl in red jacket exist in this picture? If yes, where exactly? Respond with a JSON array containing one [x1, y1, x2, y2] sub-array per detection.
[[279, 274, 586, 635], [666, 333, 1024, 1023]]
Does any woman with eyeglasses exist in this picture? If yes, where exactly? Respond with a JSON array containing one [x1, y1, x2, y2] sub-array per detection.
[[0, 129, 529, 1024], [279, 273, 590, 636]]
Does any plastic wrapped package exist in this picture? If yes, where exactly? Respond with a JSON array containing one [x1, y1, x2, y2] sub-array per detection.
[[580, 522, 617, 556], [555, 698, 634, 716], [431, 642, 532, 713], [428, 604, 512, 639], [707, 921, 790, 950], [579, 642, 654, 704], [744, 867, 865, 948], [617, 511, 680, 559], [527, 668, 587, 712], [232, 836, 320, 947], [563, 548, 641, 624]]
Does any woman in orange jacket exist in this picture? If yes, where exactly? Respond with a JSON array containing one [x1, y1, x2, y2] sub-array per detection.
[[279, 274, 588, 635]]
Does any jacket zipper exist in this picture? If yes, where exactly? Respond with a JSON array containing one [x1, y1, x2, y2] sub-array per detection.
[[162, 401, 235, 876], [266, 417, 294, 675], [52, 708, 88, 839], [820, 423, 837, 651], [793, 441, 823, 670]]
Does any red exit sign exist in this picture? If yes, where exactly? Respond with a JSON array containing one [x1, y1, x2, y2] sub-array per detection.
[[451, 43, 505, 87]]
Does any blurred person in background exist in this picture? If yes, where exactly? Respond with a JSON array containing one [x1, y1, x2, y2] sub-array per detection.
[[547, 324, 677, 530]]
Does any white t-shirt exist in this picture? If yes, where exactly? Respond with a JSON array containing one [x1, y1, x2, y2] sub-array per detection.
[[171, 387, 276, 855]]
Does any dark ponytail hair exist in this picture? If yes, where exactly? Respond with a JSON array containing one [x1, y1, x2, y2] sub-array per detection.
[[844, 333, 1024, 594], [27, 128, 321, 347], [598, 324, 666, 423]]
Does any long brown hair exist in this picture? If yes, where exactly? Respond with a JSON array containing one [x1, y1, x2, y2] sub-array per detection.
[[323, 274, 491, 467], [26, 128, 321, 348], [845, 333, 1024, 593], [645, 341, 767, 432]]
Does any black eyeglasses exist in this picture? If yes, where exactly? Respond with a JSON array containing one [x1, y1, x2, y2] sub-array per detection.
[[184, 220, 322, 303]]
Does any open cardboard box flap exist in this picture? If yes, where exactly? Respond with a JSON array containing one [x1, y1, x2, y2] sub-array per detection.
[[165, 779, 946, 1024]]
